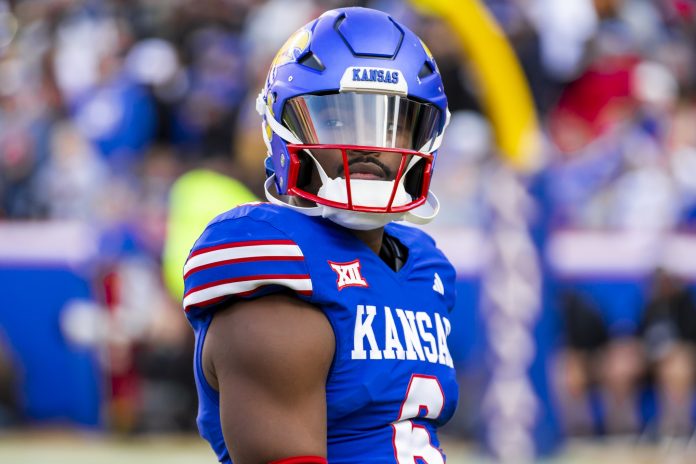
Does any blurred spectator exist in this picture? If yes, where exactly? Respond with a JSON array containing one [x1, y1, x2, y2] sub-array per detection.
[[554, 288, 647, 436], [553, 290, 609, 436], [34, 121, 108, 220], [595, 329, 647, 435], [640, 268, 696, 437], [527, 0, 598, 81], [171, 27, 246, 159], [547, 54, 680, 230], [555, 268, 696, 440]]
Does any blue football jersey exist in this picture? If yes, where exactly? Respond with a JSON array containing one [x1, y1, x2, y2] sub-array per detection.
[[183, 203, 459, 463]]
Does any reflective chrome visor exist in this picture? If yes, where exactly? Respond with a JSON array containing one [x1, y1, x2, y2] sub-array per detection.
[[282, 92, 442, 152]]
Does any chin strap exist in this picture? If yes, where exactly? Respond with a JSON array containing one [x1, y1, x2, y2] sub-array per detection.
[[403, 191, 440, 224]]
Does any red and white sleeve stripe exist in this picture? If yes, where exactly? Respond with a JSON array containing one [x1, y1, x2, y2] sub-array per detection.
[[183, 274, 313, 309], [183, 239, 312, 311], [184, 239, 304, 278]]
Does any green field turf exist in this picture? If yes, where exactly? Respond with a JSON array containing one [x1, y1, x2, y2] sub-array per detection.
[[0, 431, 695, 463]]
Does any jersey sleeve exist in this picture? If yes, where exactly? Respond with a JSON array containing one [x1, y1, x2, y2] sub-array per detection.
[[182, 215, 312, 315], [441, 259, 457, 312]]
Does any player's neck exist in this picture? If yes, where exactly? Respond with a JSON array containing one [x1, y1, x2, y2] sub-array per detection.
[[351, 228, 384, 255]]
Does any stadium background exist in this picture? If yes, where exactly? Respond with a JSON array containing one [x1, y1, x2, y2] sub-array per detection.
[[1, 0, 696, 462]]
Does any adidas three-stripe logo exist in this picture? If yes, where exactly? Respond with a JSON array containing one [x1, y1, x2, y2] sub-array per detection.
[[433, 273, 444, 295]]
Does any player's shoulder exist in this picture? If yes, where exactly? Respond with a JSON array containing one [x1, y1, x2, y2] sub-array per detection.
[[183, 203, 316, 314], [195, 202, 313, 245], [388, 223, 457, 310], [387, 223, 455, 274], [209, 201, 306, 228], [386, 222, 434, 239]]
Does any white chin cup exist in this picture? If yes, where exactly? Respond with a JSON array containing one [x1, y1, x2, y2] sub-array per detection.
[[317, 177, 412, 209], [315, 177, 412, 230], [264, 175, 440, 230]]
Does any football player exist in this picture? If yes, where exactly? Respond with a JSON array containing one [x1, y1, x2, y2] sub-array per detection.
[[183, 7, 458, 463]]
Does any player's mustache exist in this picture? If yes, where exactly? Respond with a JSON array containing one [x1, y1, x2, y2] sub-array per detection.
[[338, 154, 393, 179]]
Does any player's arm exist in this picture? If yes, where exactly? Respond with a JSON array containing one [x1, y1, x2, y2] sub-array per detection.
[[203, 293, 335, 464]]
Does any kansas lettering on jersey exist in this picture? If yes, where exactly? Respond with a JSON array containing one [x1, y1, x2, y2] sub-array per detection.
[[183, 203, 459, 464], [351, 305, 453, 367]]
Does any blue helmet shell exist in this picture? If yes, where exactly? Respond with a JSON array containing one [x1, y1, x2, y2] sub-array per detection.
[[261, 7, 448, 195]]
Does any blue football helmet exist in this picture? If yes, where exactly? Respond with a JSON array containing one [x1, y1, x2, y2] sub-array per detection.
[[257, 7, 450, 230]]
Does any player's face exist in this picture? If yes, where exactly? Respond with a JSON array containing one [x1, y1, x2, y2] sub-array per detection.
[[283, 92, 438, 196], [282, 92, 438, 154], [312, 102, 414, 155], [300, 148, 410, 197], [308, 105, 411, 181], [325, 148, 407, 181]]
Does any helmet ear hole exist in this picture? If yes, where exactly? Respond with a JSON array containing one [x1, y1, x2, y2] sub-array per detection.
[[418, 61, 434, 78], [404, 158, 426, 199], [298, 52, 325, 71]]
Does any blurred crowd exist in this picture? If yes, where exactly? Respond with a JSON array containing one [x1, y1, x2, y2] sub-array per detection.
[[0, 0, 695, 449]]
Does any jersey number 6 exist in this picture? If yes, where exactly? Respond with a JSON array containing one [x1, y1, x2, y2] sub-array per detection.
[[391, 374, 446, 463]]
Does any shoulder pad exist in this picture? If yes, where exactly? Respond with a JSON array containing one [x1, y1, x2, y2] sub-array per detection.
[[183, 214, 312, 314]]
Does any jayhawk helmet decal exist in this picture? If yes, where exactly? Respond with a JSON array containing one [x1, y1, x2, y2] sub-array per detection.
[[257, 7, 450, 230]]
